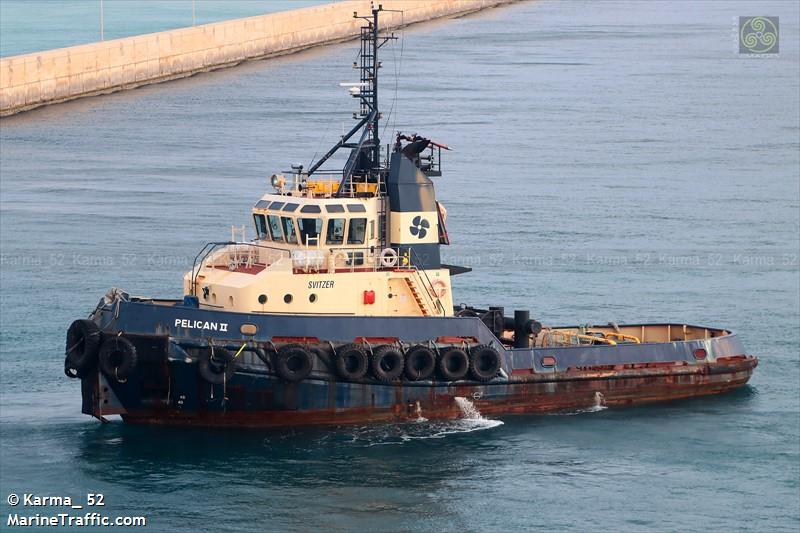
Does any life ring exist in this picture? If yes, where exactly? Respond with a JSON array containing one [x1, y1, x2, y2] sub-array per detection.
[[65, 319, 101, 374], [429, 279, 447, 298], [437, 347, 469, 381], [468, 345, 502, 382], [329, 250, 349, 271], [198, 346, 237, 385], [335, 343, 369, 380], [275, 344, 313, 382], [371, 345, 405, 382], [98, 336, 138, 382], [379, 248, 399, 268], [404, 345, 436, 381]]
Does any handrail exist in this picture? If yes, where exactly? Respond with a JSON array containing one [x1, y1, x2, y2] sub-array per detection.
[[190, 241, 290, 296], [321, 245, 445, 315], [191, 242, 231, 296], [190, 242, 446, 316], [408, 247, 445, 316]]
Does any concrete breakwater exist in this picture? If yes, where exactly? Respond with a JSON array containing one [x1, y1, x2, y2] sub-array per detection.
[[0, 0, 515, 117]]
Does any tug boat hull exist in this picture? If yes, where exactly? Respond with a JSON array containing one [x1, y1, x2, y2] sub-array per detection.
[[77, 298, 757, 428], [62, 7, 758, 428]]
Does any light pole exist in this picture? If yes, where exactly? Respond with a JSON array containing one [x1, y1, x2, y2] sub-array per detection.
[[192, 0, 196, 26], [100, 0, 104, 40]]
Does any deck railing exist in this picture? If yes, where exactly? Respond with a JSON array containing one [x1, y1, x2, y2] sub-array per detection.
[[190, 241, 445, 316], [190, 241, 290, 296]]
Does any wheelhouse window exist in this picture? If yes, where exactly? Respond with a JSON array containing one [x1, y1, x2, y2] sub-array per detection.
[[281, 217, 298, 244], [254, 214, 269, 240], [347, 217, 367, 245], [326, 218, 346, 245], [298, 218, 323, 246], [267, 215, 283, 242]]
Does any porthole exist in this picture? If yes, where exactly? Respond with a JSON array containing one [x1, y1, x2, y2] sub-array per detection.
[[258, 294, 267, 304], [309, 293, 317, 303], [284, 294, 293, 304]]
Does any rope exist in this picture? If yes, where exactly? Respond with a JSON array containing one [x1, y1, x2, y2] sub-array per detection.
[[233, 342, 247, 360]]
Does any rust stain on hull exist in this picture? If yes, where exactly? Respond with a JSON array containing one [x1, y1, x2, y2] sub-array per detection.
[[116, 357, 757, 429]]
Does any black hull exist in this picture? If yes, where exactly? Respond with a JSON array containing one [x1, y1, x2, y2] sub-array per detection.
[[73, 298, 756, 428]]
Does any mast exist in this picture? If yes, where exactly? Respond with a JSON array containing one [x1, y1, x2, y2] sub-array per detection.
[[371, 6, 380, 170], [305, 5, 395, 196]]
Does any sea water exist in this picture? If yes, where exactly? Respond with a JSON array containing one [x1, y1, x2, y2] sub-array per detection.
[[1, 1, 798, 531]]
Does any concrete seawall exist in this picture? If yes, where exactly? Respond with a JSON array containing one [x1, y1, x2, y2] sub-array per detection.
[[0, 0, 515, 117]]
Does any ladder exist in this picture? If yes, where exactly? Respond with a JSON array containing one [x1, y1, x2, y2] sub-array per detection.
[[405, 277, 430, 316]]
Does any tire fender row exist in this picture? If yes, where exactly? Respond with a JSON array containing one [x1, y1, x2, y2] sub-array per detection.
[[65, 319, 503, 385]]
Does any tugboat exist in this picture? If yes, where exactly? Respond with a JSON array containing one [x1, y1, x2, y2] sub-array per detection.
[[64, 7, 757, 427]]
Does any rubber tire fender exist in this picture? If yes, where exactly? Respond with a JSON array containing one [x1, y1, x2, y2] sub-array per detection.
[[469, 345, 502, 382], [371, 345, 405, 382], [275, 344, 313, 383], [98, 336, 138, 382], [335, 343, 369, 380], [404, 345, 436, 381], [198, 346, 237, 385], [66, 319, 101, 372], [64, 358, 82, 379], [438, 347, 469, 381]]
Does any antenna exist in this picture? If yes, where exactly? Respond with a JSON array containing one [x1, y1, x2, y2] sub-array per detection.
[[305, 6, 396, 197]]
